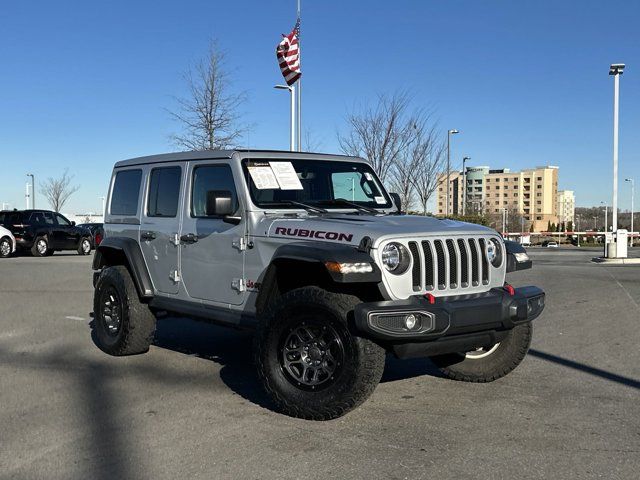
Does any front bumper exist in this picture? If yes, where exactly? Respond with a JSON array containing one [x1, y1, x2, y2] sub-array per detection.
[[354, 286, 545, 358]]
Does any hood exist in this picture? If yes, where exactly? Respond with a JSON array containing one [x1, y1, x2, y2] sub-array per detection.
[[260, 213, 497, 247]]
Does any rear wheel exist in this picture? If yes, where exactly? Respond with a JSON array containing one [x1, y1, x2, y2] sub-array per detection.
[[254, 286, 386, 420], [430, 323, 533, 382], [0, 237, 12, 258], [92, 265, 156, 356], [31, 237, 49, 257], [78, 237, 92, 255]]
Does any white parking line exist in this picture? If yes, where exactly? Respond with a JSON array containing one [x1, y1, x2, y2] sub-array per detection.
[[65, 316, 86, 321]]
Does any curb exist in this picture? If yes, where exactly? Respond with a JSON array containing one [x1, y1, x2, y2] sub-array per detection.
[[591, 257, 640, 264]]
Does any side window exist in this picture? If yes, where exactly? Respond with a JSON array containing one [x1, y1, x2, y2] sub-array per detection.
[[54, 213, 70, 226], [30, 212, 45, 225], [147, 167, 181, 217], [191, 165, 238, 218], [110, 169, 142, 216]]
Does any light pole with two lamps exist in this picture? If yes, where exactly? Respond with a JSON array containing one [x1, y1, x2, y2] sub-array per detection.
[[274, 84, 296, 151]]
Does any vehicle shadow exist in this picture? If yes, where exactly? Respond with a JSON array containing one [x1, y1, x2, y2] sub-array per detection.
[[150, 317, 445, 411]]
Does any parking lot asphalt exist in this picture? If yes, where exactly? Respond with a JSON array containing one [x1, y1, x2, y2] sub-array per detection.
[[1, 249, 639, 480]]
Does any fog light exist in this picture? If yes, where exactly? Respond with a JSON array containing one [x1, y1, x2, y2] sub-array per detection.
[[404, 314, 418, 330]]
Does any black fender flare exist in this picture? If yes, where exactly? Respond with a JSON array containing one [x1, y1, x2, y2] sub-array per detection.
[[504, 240, 532, 272], [93, 237, 154, 298], [270, 242, 382, 283]]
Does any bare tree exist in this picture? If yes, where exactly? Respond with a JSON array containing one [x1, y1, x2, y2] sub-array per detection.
[[338, 92, 423, 183], [410, 135, 446, 215], [168, 41, 246, 151], [40, 169, 79, 212], [303, 128, 324, 152]]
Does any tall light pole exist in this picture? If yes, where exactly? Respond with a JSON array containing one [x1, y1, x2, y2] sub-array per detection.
[[27, 173, 35, 209], [446, 129, 459, 216], [601, 201, 608, 232], [609, 63, 625, 232], [462, 156, 470, 216], [626, 178, 634, 246], [100, 196, 106, 216], [274, 85, 296, 151]]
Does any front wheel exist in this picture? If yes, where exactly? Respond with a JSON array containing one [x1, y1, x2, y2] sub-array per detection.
[[31, 236, 49, 257], [430, 323, 533, 382], [0, 237, 12, 258], [254, 286, 386, 420]]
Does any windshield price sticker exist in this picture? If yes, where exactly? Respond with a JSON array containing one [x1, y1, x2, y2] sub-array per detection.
[[269, 162, 304, 190], [374, 196, 386, 204], [248, 166, 280, 190]]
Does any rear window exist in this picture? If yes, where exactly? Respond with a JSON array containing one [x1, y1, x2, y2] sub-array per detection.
[[110, 170, 142, 216], [147, 167, 181, 217]]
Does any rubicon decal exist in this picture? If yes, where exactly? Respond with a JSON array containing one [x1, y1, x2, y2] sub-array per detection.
[[274, 227, 354, 242]]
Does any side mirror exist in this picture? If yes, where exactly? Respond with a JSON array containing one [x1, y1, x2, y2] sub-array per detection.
[[205, 190, 235, 217], [71, 221, 76, 226], [390, 193, 402, 213]]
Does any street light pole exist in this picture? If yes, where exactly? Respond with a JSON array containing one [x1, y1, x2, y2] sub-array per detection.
[[609, 63, 625, 232], [446, 129, 459, 216], [27, 173, 35, 209], [626, 178, 634, 246], [462, 156, 470, 216], [601, 202, 608, 232], [274, 85, 296, 151]]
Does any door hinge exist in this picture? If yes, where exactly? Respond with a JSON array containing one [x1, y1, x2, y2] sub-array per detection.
[[170, 270, 181, 283], [170, 233, 180, 246], [231, 278, 246, 292], [232, 237, 247, 251]]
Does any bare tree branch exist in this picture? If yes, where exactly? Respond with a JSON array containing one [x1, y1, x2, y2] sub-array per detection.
[[167, 41, 246, 151], [40, 169, 79, 212]]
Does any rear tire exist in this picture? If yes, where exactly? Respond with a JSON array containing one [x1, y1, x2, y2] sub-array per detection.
[[254, 286, 385, 420], [78, 237, 92, 255], [92, 265, 156, 356], [430, 323, 533, 382], [31, 236, 49, 257]]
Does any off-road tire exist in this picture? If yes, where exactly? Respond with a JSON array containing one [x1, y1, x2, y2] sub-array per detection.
[[0, 236, 12, 258], [31, 236, 49, 257], [92, 265, 156, 356], [254, 286, 386, 420], [77, 237, 92, 255], [431, 323, 533, 382]]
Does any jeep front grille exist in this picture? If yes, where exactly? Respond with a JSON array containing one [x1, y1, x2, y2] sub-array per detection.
[[407, 237, 492, 293]]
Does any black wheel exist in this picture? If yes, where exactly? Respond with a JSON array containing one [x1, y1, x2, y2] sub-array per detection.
[[254, 286, 386, 420], [92, 265, 156, 356], [78, 237, 92, 255], [31, 236, 49, 257], [0, 236, 12, 258], [430, 323, 533, 382]]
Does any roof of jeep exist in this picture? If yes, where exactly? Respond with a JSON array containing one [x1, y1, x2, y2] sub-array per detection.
[[114, 149, 362, 168]]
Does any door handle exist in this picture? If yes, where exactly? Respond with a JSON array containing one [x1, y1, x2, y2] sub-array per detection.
[[141, 231, 157, 241], [180, 233, 198, 244]]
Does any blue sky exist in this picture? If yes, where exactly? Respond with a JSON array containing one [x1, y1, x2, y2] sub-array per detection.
[[0, 0, 638, 213]]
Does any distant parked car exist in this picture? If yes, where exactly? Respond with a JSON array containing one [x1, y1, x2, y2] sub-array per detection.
[[77, 223, 104, 247], [542, 241, 558, 248], [0, 225, 16, 258], [0, 210, 93, 257]]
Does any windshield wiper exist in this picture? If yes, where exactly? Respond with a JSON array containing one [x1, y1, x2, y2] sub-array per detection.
[[319, 199, 380, 214], [261, 200, 328, 214]]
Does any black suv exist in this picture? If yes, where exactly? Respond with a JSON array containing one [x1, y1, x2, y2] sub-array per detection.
[[0, 210, 93, 257]]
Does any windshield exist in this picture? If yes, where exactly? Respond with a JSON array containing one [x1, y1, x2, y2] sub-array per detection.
[[242, 158, 392, 210]]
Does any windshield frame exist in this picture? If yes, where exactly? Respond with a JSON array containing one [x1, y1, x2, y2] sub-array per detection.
[[241, 157, 393, 211]]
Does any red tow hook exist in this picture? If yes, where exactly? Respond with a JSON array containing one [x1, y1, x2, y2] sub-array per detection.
[[504, 283, 515, 296], [425, 293, 436, 304]]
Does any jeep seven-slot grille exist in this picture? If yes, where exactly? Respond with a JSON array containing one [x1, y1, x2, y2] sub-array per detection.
[[408, 237, 491, 293]]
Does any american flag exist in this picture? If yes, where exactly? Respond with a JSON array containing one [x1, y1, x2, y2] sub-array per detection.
[[276, 19, 301, 86]]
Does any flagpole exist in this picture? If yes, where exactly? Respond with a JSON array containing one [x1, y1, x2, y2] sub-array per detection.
[[296, 0, 302, 151]]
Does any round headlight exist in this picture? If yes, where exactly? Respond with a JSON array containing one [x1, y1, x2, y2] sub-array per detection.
[[488, 238, 503, 267], [381, 242, 411, 274]]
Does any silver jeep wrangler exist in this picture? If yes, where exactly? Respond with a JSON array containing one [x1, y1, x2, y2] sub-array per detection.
[[92, 150, 544, 420]]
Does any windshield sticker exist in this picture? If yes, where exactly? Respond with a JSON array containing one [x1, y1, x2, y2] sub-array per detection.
[[269, 162, 304, 190], [374, 196, 386, 204], [248, 166, 280, 189]]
